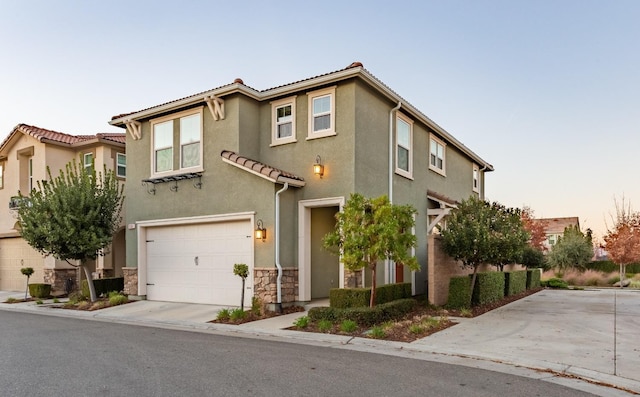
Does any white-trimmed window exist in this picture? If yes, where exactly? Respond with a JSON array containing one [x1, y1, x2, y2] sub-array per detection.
[[0, 163, 4, 189], [28, 158, 33, 191], [151, 107, 203, 176], [83, 153, 94, 174], [395, 113, 413, 178], [472, 164, 479, 193], [307, 86, 336, 139], [116, 153, 126, 178], [429, 136, 446, 176], [271, 97, 296, 145]]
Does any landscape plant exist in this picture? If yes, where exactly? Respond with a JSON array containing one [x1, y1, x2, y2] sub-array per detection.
[[20, 267, 34, 300], [339, 319, 358, 333], [547, 226, 593, 271], [293, 316, 309, 329], [603, 198, 640, 288], [233, 263, 249, 310], [323, 194, 418, 307], [16, 160, 124, 302]]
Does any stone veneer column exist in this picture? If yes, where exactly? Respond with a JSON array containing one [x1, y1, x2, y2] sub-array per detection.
[[43, 268, 79, 296], [122, 267, 138, 296], [344, 269, 363, 288], [253, 267, 299, 306]]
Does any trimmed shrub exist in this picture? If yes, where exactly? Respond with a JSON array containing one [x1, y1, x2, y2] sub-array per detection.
[[585, 261, 640, 274], [329, 283, 412, 308], [505, 271, 527, 296], [309, 298, 415, 326], [545, 278, 569, 289], [526, 269, 541, 289], [81, 277, 125, 298], [446, 276, 471, 309], [472, 272, 504, 306], [28, 283, 51, 298]]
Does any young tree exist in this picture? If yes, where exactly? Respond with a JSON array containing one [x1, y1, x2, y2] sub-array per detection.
[[521, 206, 547, 251], [487, 202, 530, 271], [438, 195, 494, 303], [17, 160, 124, 302], [233, 263, 249, 311], [20, 267, 34, 300], [323, 194, 418, 308], [547, 225, 593, 271], [603, 198, 640, 287]]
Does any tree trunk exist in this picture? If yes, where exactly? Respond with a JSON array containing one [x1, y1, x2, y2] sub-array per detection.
[[82, 263, 98, 302], [369, 263, 377, 308], [240, 277, 245, 311], [469, 265, 479, 307], [620, 263, 625, 289], [24, 276, 30, 300]]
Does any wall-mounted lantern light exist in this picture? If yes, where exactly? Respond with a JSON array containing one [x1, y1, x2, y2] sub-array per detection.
[[313, 155, 324, 177], [255, 219, 266, 241]]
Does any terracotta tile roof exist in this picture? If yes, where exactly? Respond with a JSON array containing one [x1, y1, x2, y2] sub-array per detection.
[[0, 124, 125, 153], [427, 189, 459, 206], [535, 217, 581, 234], [221, 150, 305, 187]]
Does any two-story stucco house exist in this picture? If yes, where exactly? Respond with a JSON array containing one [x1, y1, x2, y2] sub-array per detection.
[[109, 62, 493, 308], [0, 124, 126, 293]]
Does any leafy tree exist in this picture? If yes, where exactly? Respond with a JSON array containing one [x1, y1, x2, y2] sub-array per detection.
[[20, 267, 34, 300], [323, 194, 418, 307], [17, 160, 124, 302], [438, 196, 493, 303], [521, 245, 548, 270], [603, 198, 640, 287], [521, 206, 547, 251], [547, 225, 593, 271], [487, 202, 529, 271], [233, 263, 249, 310]]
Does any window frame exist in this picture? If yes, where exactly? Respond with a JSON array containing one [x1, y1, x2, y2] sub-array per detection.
[[270, 96, 297, 146], [28, 157, 33, 191], [150, 107, 204, 178], [83, 152, 94, 174], [395, 112, 413, 179], [429, 135, 446, 176], [0, 162, 4, 189], [307, 86, 336, 140], [472, 164, 479, 193], [116, 153, 126, 178]]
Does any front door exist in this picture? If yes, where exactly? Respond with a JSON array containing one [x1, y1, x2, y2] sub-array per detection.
[[310, 206, 339, 299]]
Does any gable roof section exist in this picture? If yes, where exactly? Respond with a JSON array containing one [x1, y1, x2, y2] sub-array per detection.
[[0, 124, 125, 158], [535, 217, 581, 235], [110, 62, 493, 171], [221, 150, 305, 187]]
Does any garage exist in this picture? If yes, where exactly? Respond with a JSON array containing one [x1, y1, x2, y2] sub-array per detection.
[[145, 219, 253, 306], [0, 237, 45, 291]]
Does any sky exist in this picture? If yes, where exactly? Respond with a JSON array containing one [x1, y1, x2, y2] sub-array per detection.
[[1, 0, 638, 240]]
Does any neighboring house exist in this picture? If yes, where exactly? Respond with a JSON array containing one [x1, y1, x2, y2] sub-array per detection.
[[535, 217, 581, 251], [0, 124, 126, 293], [109, 62, 493, 308]]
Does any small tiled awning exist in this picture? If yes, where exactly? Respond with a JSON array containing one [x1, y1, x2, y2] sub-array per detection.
[[427, 189, 458, 208], [221, 150, 305, 187]]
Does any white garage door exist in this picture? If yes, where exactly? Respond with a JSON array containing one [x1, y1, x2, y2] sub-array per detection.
[[0, 237, 45, 291], [146, 220, 253, 306]]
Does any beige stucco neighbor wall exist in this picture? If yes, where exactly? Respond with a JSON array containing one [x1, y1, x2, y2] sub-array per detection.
[[428, 234, 524, 306]]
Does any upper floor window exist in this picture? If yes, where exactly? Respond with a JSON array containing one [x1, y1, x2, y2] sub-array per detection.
[[83, 153, 94, 174], [0, 163, 4, 189], [151, 107, 203, 177], [28, 157, 34, 191], [429, 136, 446, 176], [271, 97, 297, 146], [116, 153, 126, 178], [307, 86, 336, 139], [395, 113, 413, 179], [472, 164, 479, 193]]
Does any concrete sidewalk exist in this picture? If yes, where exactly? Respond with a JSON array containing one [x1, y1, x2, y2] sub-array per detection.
[[1, 289, 639, 396]]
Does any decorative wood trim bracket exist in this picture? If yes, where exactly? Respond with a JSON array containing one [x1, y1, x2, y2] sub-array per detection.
[[204, 95, 225, 121], [124, 120, 142, 140]]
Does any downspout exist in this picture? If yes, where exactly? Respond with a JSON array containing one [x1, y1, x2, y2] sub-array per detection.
[[275, 182, 289, 313], [387, 101, 402, 284], [479, 165, 488, 199]]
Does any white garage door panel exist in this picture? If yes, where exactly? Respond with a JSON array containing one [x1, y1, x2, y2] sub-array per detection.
[[0, 238, 45, 291], [146, 220, 252, 306]]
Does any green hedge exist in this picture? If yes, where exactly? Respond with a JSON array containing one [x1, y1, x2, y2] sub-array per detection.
[[505, 271, 527, 296], [81, 277, 124, 297], [446, 276, 471, 309], [308, 298, 416, 326], [28, 283, 51, 298], [472, 272, 504, 306], [585, 261, 640, 274], [329, 283, 412, 308], [526, 269, 541, 289]]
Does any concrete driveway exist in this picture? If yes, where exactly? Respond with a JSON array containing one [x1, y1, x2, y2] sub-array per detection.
[[412, 288, 640, 391]]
